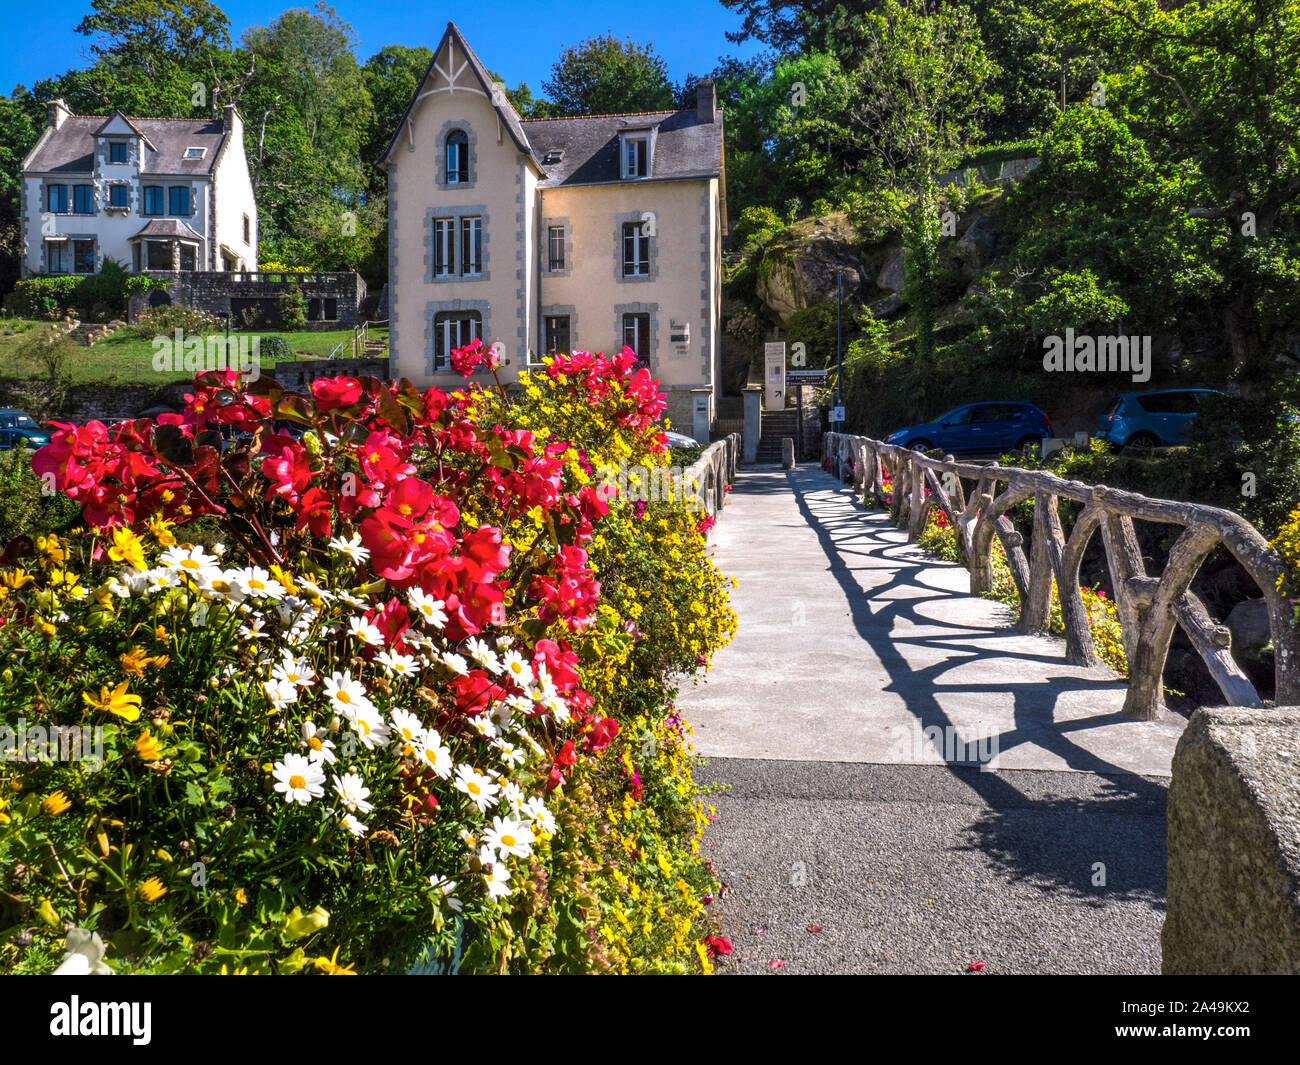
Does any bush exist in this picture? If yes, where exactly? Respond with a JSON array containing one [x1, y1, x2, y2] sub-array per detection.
[[280, 282, 306, 332], [258, 336, 293, 362], [5, 277, 80, 320], [124, 305, 224, 339]]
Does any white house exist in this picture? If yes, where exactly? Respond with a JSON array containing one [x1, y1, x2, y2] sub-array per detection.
[[19, 100, 258, 278], [379, 23, 727, 440]]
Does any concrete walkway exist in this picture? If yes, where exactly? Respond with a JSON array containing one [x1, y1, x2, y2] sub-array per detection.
[[680, 464, 1186, 974]]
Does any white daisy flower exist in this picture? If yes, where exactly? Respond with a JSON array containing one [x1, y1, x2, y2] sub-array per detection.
[[350, 703, 391, 750], [418, 730, 453, 779], [327, 533, 370, 563], [272, 753, 325, 806], [499, 780, 527, 816], [273, 656, 316, 689], [388, 708, 425, 751], [541, 692, 570, 724], [495, 635, 513, 650], [331, 770, 375, 815], [323, 670, 371, 718], [335, 590, 369, 610], [263, 677, 298, 710], [298, 577, 334, 602], [375, 649, 418, 680], [522, 796, 557, 835], [465, 637, 501, 674], [482, 815, 534, 859], [340, 813, 368, 838], [159, 544, 221, 582], [238, 617, 271, 640], [347, 615, 385, 646], [441, 652, 469, 677], [408, 588, 447, 629], [453, 765, 499, 813], [300, 720, 337, 765], [493, 740, 527, 769], [479, 847, 512, 900], [233, 566, 286, 601], [501, 650, 531, 687]]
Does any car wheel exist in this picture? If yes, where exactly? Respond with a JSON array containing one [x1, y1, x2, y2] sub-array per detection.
[[1125, 431, 1159, 450], [1015, 435, 1043, 455], [908, 439, 933, 452]]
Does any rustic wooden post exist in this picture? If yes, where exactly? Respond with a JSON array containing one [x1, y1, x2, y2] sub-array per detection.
[[1098, 504, 1147, 666], [1172, 591, 1262, 706], [1020, 492, 1057, 634], [1057, 502, 1103, 666], [908, 457, 926, 540], [1122, 523, 1219, 720]]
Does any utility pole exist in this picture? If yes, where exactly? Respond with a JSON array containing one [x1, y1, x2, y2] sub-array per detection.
[[835, 265, 844, 435]]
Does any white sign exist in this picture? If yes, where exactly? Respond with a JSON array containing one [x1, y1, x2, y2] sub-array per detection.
[[764, 341, 785, 410], [830, 406, 846, 423]]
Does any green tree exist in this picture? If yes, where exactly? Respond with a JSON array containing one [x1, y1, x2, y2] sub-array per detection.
[[542, 34, 674, 116]]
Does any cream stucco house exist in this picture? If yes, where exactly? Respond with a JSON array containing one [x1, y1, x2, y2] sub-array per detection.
[[19, 101, 257, 278], [379, 23, 727, 439]]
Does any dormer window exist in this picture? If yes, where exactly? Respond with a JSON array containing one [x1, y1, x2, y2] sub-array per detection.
[[622, 134, 649, 179], [109, 142, 127, 164], [542, 148, 564, 165], [446, 130, 469, 184], [183, 147, 206, 160]]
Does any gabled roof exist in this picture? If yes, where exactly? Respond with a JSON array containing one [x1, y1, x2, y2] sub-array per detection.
[[523, 110, 724, 188], [24, 115, 227, 176], [379, 22, 541, 170], [93, 112, 155, 149]]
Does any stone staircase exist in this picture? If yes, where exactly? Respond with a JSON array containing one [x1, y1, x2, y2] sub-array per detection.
[[756, 407, 798, 463]]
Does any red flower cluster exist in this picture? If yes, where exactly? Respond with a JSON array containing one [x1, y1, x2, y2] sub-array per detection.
[[32, 357, 659, 762], [448, 337, 501, 377]]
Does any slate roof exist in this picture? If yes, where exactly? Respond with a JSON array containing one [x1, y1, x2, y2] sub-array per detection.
[[24, 115, 228, 177], [130, 219, 204, 241], [522, 110, 724, 188], [380, 23, 724, 188]]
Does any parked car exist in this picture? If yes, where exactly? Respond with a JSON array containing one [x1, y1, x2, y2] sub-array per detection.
[[882, 402, 1053, 455], [1097, 389, 1224, 449], [0, 409, 50, 450]]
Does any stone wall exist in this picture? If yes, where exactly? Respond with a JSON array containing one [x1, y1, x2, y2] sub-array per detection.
[[0, 379, 194, 426], [128, 272, 367, 330], [1164, 707, 1300, 974], [273, 357, 390, 390]]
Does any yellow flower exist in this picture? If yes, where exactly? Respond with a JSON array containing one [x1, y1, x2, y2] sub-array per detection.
[[218, 964, 260, 975], [1, 569, 34, 592], [107, 526, 146, 571], [308, 947, 357, 975], [148, 514, 177, 547], [234, 887, 248, 904], [135, 729, 164, 762], [138, 877, 168, 902], [121, 647, 170, 678], [42, 790, 72, 815], [82, 680, 143, 722]]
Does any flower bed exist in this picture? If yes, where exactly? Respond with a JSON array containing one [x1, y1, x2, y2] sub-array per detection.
[[0, 343, 735, 974]]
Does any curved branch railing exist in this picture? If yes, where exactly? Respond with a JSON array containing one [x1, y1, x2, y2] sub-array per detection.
[[824, 432, 1298, 720]]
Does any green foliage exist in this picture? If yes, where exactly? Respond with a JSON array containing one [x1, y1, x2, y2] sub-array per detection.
[[258, 335, 293, 362], [541, 34, 674, 116], [279, 282, 306, 332], [5, 278, 82, 320], [0, 447, 80, 546]]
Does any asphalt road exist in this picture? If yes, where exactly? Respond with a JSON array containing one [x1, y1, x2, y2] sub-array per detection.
[[701, 757, 1168, 975]]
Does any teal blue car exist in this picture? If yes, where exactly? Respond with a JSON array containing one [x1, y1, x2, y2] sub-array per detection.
[[0, 409, 51, 450]]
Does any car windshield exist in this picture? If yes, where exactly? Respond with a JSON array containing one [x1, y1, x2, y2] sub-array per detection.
[[12, 414, 38, 430]]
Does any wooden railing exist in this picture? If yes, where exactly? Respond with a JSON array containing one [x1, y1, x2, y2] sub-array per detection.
[[823, 432, 1299, 720]]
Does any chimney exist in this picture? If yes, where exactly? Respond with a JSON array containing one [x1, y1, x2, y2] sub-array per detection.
[[223, 103, 242, 139], [47, 98, 70, 130], [696, 78, 716, 123]]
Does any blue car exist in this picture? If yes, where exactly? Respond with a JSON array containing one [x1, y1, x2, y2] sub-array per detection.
[[0, 409, 50, 450], [1097, 389, 1224, 449], [883, 402, 1053, 455]]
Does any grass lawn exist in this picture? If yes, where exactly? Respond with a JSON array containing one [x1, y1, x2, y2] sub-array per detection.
[[0, 318, 388, 385]]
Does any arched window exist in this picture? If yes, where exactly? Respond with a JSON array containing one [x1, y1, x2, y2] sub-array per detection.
[[446, 130, 469, 184]]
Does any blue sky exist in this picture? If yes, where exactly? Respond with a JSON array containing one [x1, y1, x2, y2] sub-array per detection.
[[0, 0, 762, 95]]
